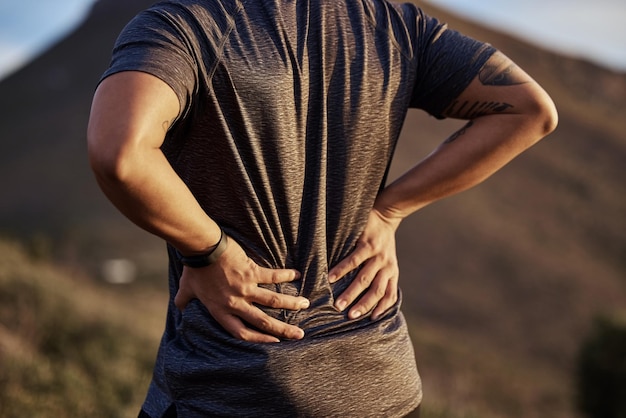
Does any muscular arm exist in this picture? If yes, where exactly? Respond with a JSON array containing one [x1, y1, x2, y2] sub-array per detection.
[[87, 72, 219, 254], [330, 52, 558, 319], [87, 71, 309, 343], [375, 51, 558, 219]]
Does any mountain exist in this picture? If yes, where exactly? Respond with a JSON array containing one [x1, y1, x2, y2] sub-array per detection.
[[0, 1, 624, 417], [0, 0, 161, 265]]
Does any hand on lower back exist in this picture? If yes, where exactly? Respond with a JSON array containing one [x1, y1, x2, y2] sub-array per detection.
[[174, 236, 309, 343], [328, 209, 400, 321]]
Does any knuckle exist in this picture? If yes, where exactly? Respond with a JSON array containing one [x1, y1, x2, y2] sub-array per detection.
[[359, 239, 376, 253], [348, 257, 361, 270], [268, 274, 280, 284], [270, 272, 286, 284], [267, 294, 282, 308], [336, 261, 352, 275], [357, 274, 370, 286], [224, 296, 239, 310], [256, 316, 273, 331], [232, 328, 248, 340], [373, 286, 386, 299]]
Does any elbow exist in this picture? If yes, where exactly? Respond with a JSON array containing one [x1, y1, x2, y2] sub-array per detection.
[[88, 140, 118, 183], [528, 86, 559, 141], [538, 96, 559, 137], [506, 86, 558, 151], [87, 130, 135, 186]]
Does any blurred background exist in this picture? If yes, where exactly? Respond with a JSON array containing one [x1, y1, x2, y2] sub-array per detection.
[[0, 0, 625, 417]]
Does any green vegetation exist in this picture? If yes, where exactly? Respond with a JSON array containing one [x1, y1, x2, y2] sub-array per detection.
[[0, 240, 157, 418]]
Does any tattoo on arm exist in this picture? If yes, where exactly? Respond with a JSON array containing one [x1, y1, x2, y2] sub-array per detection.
[[445, 100, 514, 119], [444, 120, 474, 144], [443, 53, 526, 119], [479, 52, 527, 86]]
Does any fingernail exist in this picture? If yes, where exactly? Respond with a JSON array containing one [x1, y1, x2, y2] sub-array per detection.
[[328, 274, 336, 283], [350, 310, 362, 319], [300, 299, 310, 309], [335, 300, 347, 311]]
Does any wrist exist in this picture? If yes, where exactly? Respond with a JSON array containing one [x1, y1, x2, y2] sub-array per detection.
[[175, 228, 229, 268], [372, 202, 404, 231]]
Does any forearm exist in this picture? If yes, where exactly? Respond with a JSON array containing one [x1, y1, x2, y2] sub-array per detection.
[[92, 146, 220, 255], [375, 112, 550, 223], [87, 71, 310, 343], [88, 72, 221, 255]]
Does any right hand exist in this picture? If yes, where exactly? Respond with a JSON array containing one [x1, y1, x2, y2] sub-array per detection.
[[328, 208, 401, 321], [174, 237, 309, 343]]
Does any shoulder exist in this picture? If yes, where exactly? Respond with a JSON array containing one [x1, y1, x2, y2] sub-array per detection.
[[358, 0, 449, 58], [123, 0, 241, 41]]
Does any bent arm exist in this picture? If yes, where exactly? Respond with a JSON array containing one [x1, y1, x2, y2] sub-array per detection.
[[87, 71, 221, 254], [375, 51, 558, 224], [87, 71, 308, 343], [329, 52, 557, 318]]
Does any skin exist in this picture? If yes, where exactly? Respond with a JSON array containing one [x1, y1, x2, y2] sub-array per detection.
[[87, 51, 557, 343], [328, 52, 558, 321]]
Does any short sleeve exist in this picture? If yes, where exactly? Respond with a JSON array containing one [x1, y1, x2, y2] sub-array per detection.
[[405, 7, 496, 118], [99, 6, 200, 122]]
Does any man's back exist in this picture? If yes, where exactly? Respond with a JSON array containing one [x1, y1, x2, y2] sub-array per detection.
[[155, 0, 417, 310], [92, 0, 508, 416]]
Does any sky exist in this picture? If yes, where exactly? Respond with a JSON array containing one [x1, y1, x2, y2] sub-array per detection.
[[0, 0, 96, 80], [425, 0, 626, 72], [0, 0, 625, 81]]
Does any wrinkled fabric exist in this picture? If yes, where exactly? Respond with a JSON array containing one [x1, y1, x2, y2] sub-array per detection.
[[101, 0, 495, 416]]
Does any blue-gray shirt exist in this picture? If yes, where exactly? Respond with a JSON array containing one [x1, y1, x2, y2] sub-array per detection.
[[101, 0, 495, 416]]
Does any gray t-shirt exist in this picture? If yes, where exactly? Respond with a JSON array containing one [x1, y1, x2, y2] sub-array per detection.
[[101, 0, 495, 416]]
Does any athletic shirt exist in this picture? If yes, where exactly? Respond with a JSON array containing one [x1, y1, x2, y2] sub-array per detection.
[[101, 0, 495, 416]]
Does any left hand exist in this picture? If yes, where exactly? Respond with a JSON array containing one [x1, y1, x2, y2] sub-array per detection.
[[174, 236, 308, 343], [328, 208, 401, 321]]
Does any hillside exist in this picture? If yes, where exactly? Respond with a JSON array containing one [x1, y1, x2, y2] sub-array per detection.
[[0, 239, 166, 417], [0, 0, 625, 417]]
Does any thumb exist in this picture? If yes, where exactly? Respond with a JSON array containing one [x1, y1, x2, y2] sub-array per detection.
[[174, 279, 193, 311]]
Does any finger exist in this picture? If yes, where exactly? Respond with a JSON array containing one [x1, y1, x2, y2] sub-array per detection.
[[238, 305, 305, 341], [328, 245, 369, 283], [333, 263, 377, 312], [256, 266, 302, 285], [254, 287, 310, 311], [371, 280, 398, 321], [215, 312, 281, 344], [174, 284, 193, 311], [347, 274, 389, 319]]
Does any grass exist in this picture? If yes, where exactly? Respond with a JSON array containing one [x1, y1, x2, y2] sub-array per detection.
[[1, 236, 475, 418], [1, 235, 625, 418], [0, 239, 164, 418], [1, 237, 482, 418]]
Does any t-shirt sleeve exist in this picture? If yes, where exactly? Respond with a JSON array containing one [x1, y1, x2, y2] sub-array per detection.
[[403, 6, 497, 118], [99, 6, 199, 121]]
